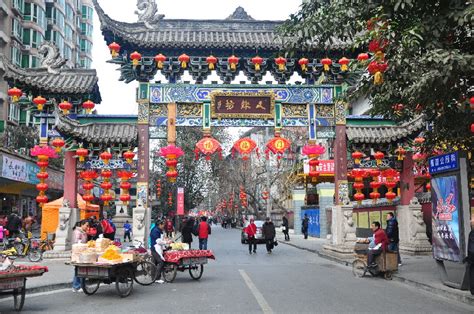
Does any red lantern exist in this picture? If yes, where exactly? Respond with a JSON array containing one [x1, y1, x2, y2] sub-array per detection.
[[36, 183, 49, 192], [123, 150, 135, 164], [51, 138, 65, 153], [80, 170, 98, 181], [370, 181, 382, 189], [357, 53, 369, 62], [395, 147, 406, 161], [353, 182, 365, 190], [82, 100, 95, 114], [59, 101, 72, 114], [101, 170, 112, 178], [8, 87, 22, 102], [178, 53, 190, 68], [100, 182, 113, 190], [374, 151, 384, 166], [36, 161, 49, 168], [37, 172, 48, 180], [298, 58, 309, 71], [470, 96, 474, 110], [160, 145, 184, 183], [414, 137, 425, 144], [426, 182, 431, 192], [33, 96, 47, 111], [369, 192, 381, 200], [108, 42, 120, 58], [354, 193, 365, 203], [130, 51, 142, 67], [471, 123, 474, 133], [36, 195, 48, 205], [321, 58, 332, 71], [117, 170, 133, 205], [100, 194, 113, 204], [154, 53, 166, 69], [309, 159, 319, 167], [83, 194, 94, 202], [206, 55, 217, 70], [251, 56, 263, 71], [352, 151, 364, 165], [100, 151, 112, 165], [368, 61, 388, 85], [275, 57, 287, 71], [120, 194, 131, 203], [195, 136, 222, 161], [338, 57, 350, 71], [82, 182, 94, 191], [232, 138, 258, 161], [392, 103, 404, 112], [120, 182, 132, 190], [30, 145, 58, 207], [228, 55, 239, 71], [265, 135, 291, 160], [385, 192, 397, 202], [165, 159, 178, 167]]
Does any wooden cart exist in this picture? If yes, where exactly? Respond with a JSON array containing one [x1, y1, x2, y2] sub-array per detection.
[[72, 259, 157, 298], [352, 243, 398, 280], [0, 268, 48, 311], [161, 250, 215, 283]]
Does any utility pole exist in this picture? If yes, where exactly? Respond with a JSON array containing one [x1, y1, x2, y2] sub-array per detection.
[[265, 128, 272, 218]]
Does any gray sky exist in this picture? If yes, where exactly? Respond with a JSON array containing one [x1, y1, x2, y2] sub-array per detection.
[[92, 0, 303, 115]]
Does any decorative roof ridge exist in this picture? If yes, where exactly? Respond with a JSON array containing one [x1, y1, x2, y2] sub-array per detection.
[[347, 115, 424, 129], [54, 110, 135, 128], [226, 6, 254, 21]]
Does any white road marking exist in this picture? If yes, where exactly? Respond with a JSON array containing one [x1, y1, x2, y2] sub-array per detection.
[[0, 288, 70, 303], [239, 269, 273, 314]]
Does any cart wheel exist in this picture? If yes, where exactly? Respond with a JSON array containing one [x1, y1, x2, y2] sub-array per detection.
[[162, 264, 177, 283], [115, 269, 133, 298], [189, 264, 204, 280], [384, 271, 393, 280], [28, 249, 43, 262], [82, 278, 100, 295], [13, 286, 25, 311], [352, 259, 367, 278], [134, 261, 158, 286]]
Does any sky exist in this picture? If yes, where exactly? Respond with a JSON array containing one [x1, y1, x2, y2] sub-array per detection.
[[92, 0, 303, 115]]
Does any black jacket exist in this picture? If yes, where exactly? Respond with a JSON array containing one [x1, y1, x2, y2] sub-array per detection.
[[385, 217, 399, 243], [467, 230, 474, 263], [282, 217, 289, 228], [302, 217, 309, 231], [181, 223, 194, 244], [6, 214, 21, 232], [262, 222, 276, 240]]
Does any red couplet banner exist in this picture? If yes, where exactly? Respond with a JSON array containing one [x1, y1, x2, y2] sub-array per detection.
[[177, 187, 184, 215]]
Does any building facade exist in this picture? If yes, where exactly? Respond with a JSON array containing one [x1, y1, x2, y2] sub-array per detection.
[[0, 0, 94, 130]]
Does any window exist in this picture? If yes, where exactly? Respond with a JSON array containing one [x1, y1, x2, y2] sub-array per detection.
[[81, 6, 93, 20], [22, 29, 30, 45], [65, 25, 73, 41], [12, 19, 23, 40], [80, 39, 92, 54], [21, 54, 39, 68], [80, 23, 93, 37], [65, 4, 74, 20], [80, 57, 92, 69], [56, 10, 65, 30], [64, 45, 72, 60], [58, 0, 66, 8], [8, 103, 20, 123], [12, 0, 25, 14], [11, 47, 21, 66], [46, 30, 64, 53], [24, 4, 46, 29]]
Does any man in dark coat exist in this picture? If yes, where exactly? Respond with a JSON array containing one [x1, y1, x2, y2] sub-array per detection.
[[385, 212, 402, 266], [302, 214, 309, 239], [6, 212, 22, 238], [262, 217, 276, 254], [467, 228, 474, 295], [181, 217, 194, 249], [282, 214, 290, 241]]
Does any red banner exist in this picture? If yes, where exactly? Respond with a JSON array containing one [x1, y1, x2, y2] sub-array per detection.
[[177, 187, 184, 215]]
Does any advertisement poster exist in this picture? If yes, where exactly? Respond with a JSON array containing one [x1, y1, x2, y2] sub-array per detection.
[[431, 175, 462, 262], [2, 156, 28, 182], [177, 188, 184, 215]]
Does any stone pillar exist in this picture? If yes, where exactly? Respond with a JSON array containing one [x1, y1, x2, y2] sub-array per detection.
[[398, 197, 432, 255], [400, 152, 415, 206], [333, 101, 349, 206], [292, 189, 306, 235], [322, 203, 356, 261], [63, 151, 78, 208], [113, 202, 131, 242], [132, 200, 147, 245], [316, 183, 335, 238]]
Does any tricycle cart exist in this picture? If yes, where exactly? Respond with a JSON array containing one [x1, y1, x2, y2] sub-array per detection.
[[0, 266, 48, 311], [352, 242, 398, 280], [72, 258, 157, 298], [161, 249, 215, 283]]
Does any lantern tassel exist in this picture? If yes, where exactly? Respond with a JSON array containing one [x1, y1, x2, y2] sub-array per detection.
[[133, 59, 139, 67], [278, 64, 285, 71], [230, 63, 236, 71], [181, 61, 187, 69], [157, 61, 163, 69], [301, 64, 307, 71], [341, 64, 348, 71], [324, 64, 330, 71], [374, 71, 383, 85], [255, 64, 260, 71], [209, 63, 215, 70]]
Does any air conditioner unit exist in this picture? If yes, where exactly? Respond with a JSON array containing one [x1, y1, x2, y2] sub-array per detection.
[[23, 45, 31, 50]]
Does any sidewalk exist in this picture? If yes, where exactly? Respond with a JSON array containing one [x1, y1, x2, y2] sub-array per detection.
[[276, 230, 474, 306]]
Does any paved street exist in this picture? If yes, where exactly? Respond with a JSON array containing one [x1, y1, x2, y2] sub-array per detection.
[[1, 226, 472, 313]]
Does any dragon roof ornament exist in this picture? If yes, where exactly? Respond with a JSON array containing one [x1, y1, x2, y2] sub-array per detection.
[[38, 41, 67, 74], [135, 0, 164, 29]]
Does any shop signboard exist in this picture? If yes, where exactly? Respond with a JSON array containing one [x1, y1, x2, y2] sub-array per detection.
[[2, 155, 28, 182], [303, 160, 335, 175], [177, 187, 184, 215]]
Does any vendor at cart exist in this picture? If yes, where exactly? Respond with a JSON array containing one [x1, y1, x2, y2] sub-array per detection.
[[367, 221, 389, 268], [72, 220, 89, 292], [150, 219, 166, 283]]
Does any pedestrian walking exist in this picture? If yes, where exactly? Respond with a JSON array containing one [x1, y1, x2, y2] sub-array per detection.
[[197, 216, 211, 250], [165, 218, 174, 238], [149, 219, 165, 284], [245, 218, 257, 254], [181, 217, 194, 249], [262, 217, 276, 254], [302, 214, 309, 239], [6, 212, 22, 238], [282, 214, 290, 241], [123, 220, 132, 242], [385, 212, 402, 266], [72, 220, 89, 292]]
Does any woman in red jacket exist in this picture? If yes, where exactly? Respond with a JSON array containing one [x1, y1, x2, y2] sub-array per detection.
[[245, 218, 257, 254], [367, 221, 388, 267]]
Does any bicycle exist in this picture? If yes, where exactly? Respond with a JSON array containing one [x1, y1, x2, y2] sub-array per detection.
[[0, 232, 43, 262]]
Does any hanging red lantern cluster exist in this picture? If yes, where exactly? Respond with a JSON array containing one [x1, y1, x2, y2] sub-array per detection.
[[123, 150, 135, 164], [167, 191, 173, 207], [82, 100, 95, 114], [395, 147, 406, 161], [100, 169, 113, 205], [239, 186, 247, 208], [8, 87, 22, 102], [117, 171, 133, 205], [154, 53, 166, 69], [195, 136, 222, 161], [31, 145, 58, 206], [265, 134, 291, 160], [179, 53, 190, 68], [100, 150, 113, 165], [108, 42, 120, 58], [232, 138, 258, 161], [130, 51, 142, 67], [33, 96, 47, 111], [369, 169, 381, 203], [206, 55, 217, 70], [357, 53, 369, 63], [160, 145, 184, 183], [251, 56, 263, 71], [302, 144, 326, 182], [350, 169, 367, 205], [80, 170, 98, 204], [75, 147, 88, 162], [383, 169, 399, 203], [373, 151, 385, 166], [351, 151, 364, 166], [51, 137, 65, 153], [59, 100, 72, 115], [156, 180, 162, 198]]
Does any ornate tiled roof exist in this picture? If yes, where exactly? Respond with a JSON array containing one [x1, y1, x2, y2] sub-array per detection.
[[93, 0, 284, 53], [0, 54, 101, 103], [346, 116, 425, 143], [54, 112, 137, 145]]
